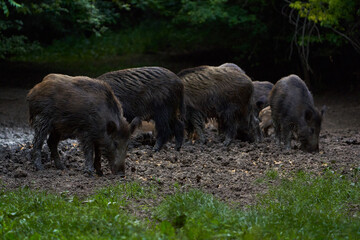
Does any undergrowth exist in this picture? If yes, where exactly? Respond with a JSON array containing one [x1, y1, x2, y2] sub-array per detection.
[[9, 21, 197, 77]]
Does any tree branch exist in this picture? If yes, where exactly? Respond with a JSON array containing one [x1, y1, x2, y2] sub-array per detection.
[[331, 27, 360, 54]]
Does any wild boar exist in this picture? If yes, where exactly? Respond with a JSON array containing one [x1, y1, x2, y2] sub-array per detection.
[[269, 74, 325, 152], [219, 63, 246, 74], [259, 106, 273, 137], [178, 65, 261, 145], [97, 67, 185, 151], [253, 81, 274, 116], [27, 74, 138, 176]]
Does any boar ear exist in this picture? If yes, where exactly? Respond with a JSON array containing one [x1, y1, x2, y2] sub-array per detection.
[[320, 105, 327, 117], [107, 121, 117, 135], [130, 117, 142, 134], [305, 109, 313, 122]]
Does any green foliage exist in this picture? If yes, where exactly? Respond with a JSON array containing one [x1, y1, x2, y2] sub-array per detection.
[[15, 23, 165, 62], [0, 0, 21, 16], [289, 0, 358, 27], [0, 0, 125, 59], [0, 0, 359, 85], [288, 0, 360, 50], [1, 0, 270, 60]]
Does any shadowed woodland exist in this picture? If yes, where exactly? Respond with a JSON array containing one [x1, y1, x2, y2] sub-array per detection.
[[0, 0, 359, 91]]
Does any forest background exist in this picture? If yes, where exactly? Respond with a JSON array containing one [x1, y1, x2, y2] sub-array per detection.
[[1, 0, 359, 91]]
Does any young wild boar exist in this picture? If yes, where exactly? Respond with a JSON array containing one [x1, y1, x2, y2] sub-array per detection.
[[27, 74, 138, 176], [259, 106, 273, 137], [97, 67, 185, 152], [178, 65, 261, 146], [269, 74, 325, 152]]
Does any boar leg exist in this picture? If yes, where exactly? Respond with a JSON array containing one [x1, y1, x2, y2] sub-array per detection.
[[250, 115, 263, 142], [217, 117, 225, 135], [153, 110, 171, 151], [222, 108, 240, 146], [81, 140, 95, 176], [273, 119, 281, 145], [282, 124, 292, 150], [174, 119, 184, 151], [191, 111, 206, 144], [260, 121, 267, 137], [47, 131, 65, 170], [223, 119, 237, 146], [262, 119, 273, 137], [31, 119, 49, 170], [193, 122, 205, 144], [94, 144, 103, 176]]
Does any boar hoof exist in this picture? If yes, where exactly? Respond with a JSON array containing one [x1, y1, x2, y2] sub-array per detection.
[[284, 145, 291, 151], [223, 138, 231, 147], [175, 144, 182, 151], [54, 161, 65, 170], [199, 139, 207, 145], [117, 172, 125, 178], [153, 144, 162, 152], [96, 169, 104, 177], [34, 162, 44, 171], [84, 170, 94, 178]]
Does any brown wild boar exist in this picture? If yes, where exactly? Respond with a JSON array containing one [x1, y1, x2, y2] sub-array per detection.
[[178, 65, 262, 146], [27, 74, 139, 176]]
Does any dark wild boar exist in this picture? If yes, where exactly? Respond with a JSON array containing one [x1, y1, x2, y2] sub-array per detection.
[[269, 74, 325, 152], [97, 67, 185, 151], [253, 81, 274, 116], [219, 63, 246, 74], [178, 65, 261, 146], [27, 74, 139, 176]]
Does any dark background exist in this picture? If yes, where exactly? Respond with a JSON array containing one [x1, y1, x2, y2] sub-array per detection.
[[1, 0, 359, 92]]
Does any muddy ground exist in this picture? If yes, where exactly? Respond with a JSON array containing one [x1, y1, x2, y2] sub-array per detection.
[[0, 87, 359, 212]]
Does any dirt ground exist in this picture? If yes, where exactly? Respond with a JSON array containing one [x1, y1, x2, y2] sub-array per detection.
[[0, 87, 359, 211]]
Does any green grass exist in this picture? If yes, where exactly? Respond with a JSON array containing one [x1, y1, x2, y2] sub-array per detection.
[[253, 170, 360, 239], [0, 171, 359, 239], [0, 182, 159, 239]]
